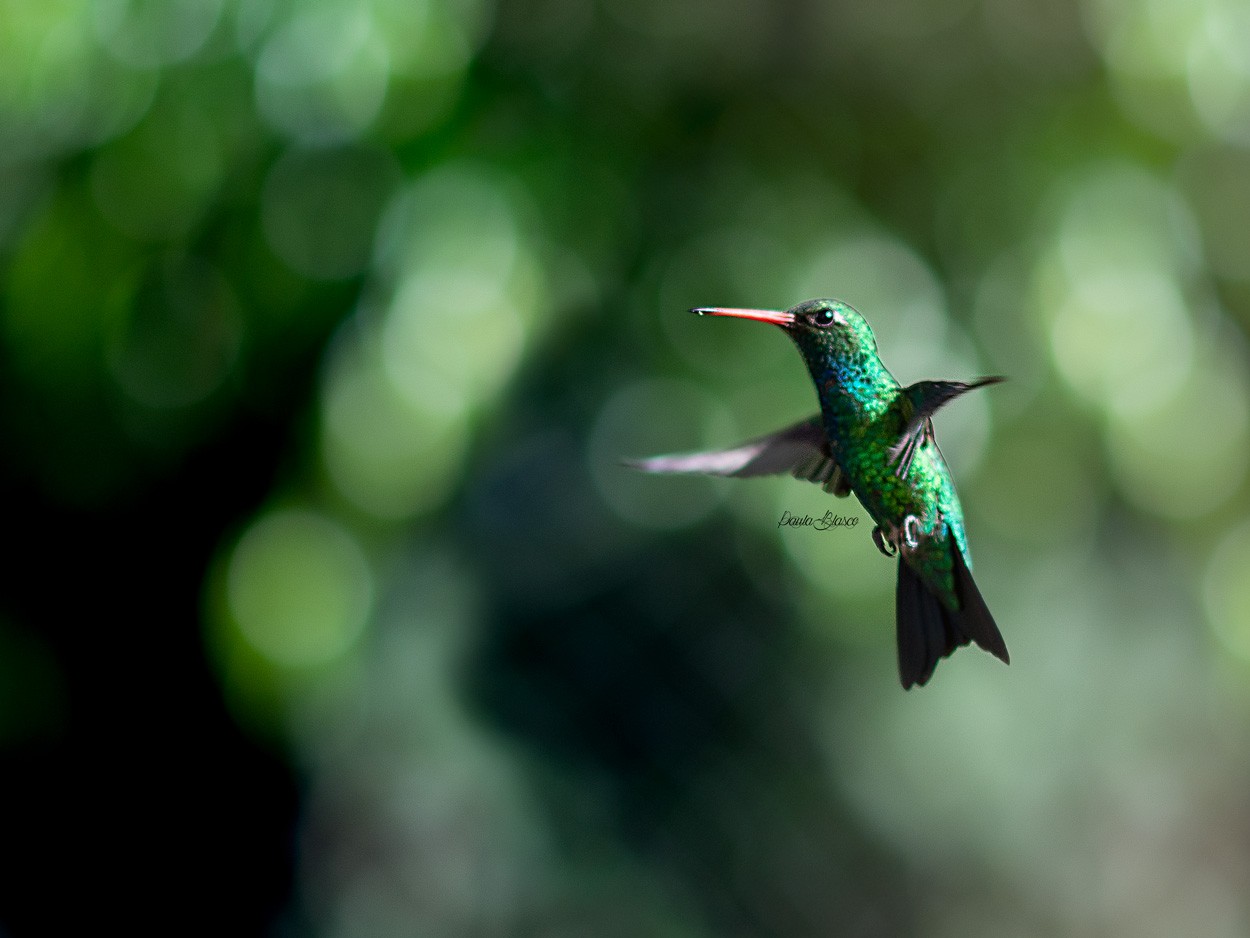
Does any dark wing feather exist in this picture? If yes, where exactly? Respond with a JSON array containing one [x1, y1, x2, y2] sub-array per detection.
[[625, 416, 850, 496], [889, 377, 1004, 478]]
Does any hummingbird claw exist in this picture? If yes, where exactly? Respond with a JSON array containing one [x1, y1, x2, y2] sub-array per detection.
[[901, 515, 921, 550], [873, 515, 922, 558]]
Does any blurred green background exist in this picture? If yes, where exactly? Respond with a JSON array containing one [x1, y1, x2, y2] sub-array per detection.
[[4, 0, 1250, 934]]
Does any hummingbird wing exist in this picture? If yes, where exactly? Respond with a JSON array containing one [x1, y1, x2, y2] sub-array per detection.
[[895, 529, 1009, 689], [888, 377, 1004, 477], [624, 416, 851, 496]]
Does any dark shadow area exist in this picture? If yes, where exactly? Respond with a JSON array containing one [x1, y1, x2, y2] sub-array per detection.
[[0, 371, 314, 932]]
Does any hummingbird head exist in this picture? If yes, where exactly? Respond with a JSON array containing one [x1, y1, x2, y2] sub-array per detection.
[[691, 298, 879, 376]]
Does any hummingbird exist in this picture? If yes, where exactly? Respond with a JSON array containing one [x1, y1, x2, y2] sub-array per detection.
[[628, 299, 1008, 688]]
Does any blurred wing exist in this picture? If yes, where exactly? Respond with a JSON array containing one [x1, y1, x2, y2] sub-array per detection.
[[625, 415, 851, 496]]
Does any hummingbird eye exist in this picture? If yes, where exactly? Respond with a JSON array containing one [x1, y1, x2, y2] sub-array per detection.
[[811, 308, 837, 328]]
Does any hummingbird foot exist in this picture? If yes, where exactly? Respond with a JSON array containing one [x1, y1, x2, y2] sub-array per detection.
[[902, 514, 922, 550], [872, 514, 923, 557]]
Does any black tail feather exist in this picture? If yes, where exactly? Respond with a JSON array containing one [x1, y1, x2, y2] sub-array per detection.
[[895, 536, 1009, 689], [950, 540, 1010, 666]]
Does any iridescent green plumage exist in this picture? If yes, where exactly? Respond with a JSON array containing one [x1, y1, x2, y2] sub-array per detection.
[[629, 298, 1008, 688], [788, 300, 965, 606]]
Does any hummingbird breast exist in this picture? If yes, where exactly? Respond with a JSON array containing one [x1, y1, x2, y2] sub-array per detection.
[[825, 401, 965, 552]]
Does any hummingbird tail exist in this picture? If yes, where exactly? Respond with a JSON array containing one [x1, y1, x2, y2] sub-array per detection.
[[894, 538, 1009, 689]]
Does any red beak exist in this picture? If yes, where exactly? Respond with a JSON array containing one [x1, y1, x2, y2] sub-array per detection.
[[691, 306, 795, 326]]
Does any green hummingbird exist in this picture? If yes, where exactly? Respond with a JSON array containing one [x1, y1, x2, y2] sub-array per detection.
[[629, 299, 1008, 688]]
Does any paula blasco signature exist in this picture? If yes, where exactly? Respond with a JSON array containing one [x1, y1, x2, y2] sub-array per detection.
[[777, 510, 859, 531]]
